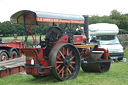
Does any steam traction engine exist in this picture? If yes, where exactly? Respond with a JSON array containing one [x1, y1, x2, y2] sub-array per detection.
[[10, 10, 111, 81]]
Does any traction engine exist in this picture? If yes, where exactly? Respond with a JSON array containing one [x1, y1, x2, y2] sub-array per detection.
[[10, 10, 111, 81]]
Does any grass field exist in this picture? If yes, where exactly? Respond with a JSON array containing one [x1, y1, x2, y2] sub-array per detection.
[[0, 48, 128, 85], [2, 35, 45, 43], [0, 61, 128, 85]]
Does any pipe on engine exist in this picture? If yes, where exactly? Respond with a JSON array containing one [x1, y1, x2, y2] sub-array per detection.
[[83, 15, 89, 42]]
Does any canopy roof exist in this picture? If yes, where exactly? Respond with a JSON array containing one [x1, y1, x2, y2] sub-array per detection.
[[10, 10, 84, 25]]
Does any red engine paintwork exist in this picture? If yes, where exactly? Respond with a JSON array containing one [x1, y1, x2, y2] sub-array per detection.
[[52, 35, 69, 47], [93, 48, 109, 60], [73, 34, 86, 44], [57, 35, 69, 43], [21, 48, 50, 75], [21, 34, 69, 76], [23, 49, 38, 74], [80, 48, 90, 57]]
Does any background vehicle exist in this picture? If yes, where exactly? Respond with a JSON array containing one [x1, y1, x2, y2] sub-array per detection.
[[0, 38, 24, 61], [10, 10, 111, 81], [89, 23, 124, 61]]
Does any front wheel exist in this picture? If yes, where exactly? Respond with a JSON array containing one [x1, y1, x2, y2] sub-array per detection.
[[49, 44, 80, 81]]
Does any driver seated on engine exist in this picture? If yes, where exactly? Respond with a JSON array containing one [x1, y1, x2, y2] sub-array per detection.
[[75, 25, 84, 35]]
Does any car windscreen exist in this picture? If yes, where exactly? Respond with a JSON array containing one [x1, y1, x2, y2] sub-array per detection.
[[96, 35, 120, 45]]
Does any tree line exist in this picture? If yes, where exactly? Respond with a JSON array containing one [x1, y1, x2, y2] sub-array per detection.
[[0, 10, 128, 37], [89, 10, 128, 32]]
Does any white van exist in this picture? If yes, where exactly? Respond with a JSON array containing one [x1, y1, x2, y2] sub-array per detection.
[[89, 23, 124, 60]]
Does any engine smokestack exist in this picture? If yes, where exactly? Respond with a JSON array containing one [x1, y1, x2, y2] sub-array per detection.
[[83, 15, 89, 42]]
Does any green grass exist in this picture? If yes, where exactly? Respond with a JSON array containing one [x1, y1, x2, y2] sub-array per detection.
[[124, 47, 128, 57], [0, 61, 128, 85], [2, 35, 45, 43], [2, 35, 45, 38], [0, 57, 128, 85]]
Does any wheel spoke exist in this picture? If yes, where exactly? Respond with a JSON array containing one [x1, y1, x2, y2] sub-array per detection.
[[62, 69, 64, 78], [67, 68, 72, 75], [70, 65, 75, 70], [70, 61, 76, 64], [59, 51, 65, 59], [56, 61, 63, 63], [57, 56, 61, 60], [68, 51, 72, 56], [70, 56, 75, 60], [66, 68, 68, 78], [58, 66, 65, 75], [57, 64, 61, 69]]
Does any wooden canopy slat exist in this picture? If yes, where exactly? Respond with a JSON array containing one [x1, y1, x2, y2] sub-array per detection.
[[0, 57, 25, 68]]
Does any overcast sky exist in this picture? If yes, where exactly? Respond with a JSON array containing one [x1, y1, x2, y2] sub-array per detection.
[[0, 0, 128, 22]]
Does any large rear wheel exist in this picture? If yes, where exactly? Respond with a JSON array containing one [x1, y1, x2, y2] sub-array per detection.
[[49, 44, 80, 81]]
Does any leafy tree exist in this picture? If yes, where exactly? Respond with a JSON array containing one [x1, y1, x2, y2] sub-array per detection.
[[110, 10, 128, 30], [89, 9, 128, 31], [14, 24, 24, 36], [119, 14, 128, 30]]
